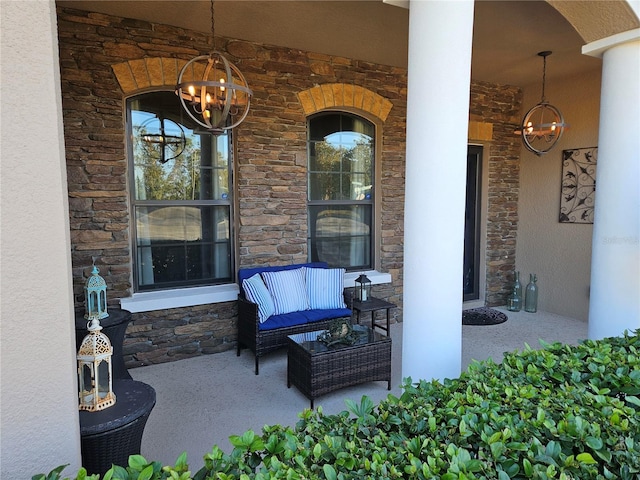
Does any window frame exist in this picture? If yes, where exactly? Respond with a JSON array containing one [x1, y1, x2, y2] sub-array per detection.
[[126, 90, 236, 293], [306, 110, 379, 271]]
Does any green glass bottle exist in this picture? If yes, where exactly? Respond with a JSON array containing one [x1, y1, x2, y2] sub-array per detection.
[[507, 271, 522, 312], [507, 286, 522, 312], [514, 271, 522, 301], [525, 274, 538, 313]]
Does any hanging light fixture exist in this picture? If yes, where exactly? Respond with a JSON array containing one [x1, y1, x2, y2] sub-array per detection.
[[517, 51, 568, 156], [175, 0, 252, 134]]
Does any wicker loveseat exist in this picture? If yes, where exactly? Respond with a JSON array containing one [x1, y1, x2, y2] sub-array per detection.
[[237, 262, 352, 374]]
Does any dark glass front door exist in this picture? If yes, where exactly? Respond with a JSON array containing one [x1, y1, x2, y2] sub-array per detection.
[[463, 146, 482, 301]]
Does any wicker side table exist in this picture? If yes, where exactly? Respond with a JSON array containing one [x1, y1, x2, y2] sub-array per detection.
[[79, 380, 155, 476], [287, 325, 391, 408]]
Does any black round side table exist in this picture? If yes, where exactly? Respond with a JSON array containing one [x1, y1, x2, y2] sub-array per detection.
[[79, 380, 156, 476], [75, 308, 132, 381]]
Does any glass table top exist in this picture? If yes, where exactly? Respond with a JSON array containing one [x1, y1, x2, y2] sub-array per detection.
[[288, 324, 388, 354]]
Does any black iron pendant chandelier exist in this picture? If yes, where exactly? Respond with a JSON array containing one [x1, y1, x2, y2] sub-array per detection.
[[175, 0, 252, 134], [519, 51, 568, 156]]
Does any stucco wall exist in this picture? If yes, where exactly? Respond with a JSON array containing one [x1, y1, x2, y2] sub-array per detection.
[[0, 1, 82, 477], [516, 66, 602, 321]]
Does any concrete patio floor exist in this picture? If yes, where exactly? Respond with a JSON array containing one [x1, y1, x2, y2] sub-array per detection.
[[130, 307, 588, 472]]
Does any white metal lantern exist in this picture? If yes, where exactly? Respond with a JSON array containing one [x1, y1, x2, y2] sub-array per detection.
[[84, 265, 109, 320], [77, 318, 116, 412], [355, 274, 372, 302]]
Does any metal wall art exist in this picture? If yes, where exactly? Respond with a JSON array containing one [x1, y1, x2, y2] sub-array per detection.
[[559, 147, 597, 224]]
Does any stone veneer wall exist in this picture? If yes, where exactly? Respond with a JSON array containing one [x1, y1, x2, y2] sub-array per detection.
[[469, 83, 523, 304], [57, 7, 521, 367]]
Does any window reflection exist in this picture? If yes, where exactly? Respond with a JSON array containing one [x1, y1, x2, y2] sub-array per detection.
[[128, 91, 233, 290], [307, 113, 374, 270]]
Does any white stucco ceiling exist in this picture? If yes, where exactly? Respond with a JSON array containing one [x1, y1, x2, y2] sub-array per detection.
[[57, 0, 606, 87]]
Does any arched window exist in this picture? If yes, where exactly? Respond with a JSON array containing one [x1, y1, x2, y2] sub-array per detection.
[[307, 112, 374, 270], [127, 91, 234, 291]]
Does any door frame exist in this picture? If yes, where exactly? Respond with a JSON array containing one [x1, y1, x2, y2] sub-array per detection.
[[463, 144, 488, 307]]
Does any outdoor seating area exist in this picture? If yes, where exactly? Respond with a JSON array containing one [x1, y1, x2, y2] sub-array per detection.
[[131, 308, 588, 472], [4, 2, 639, 478], [237, 262, 353, 374]]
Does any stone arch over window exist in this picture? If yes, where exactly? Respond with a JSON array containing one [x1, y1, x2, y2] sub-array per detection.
[[111, 57, 187, 94], [297, 84, 393, 122]]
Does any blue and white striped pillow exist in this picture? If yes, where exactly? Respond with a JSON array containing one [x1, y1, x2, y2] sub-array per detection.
[[305, 267, 347, 309], [242, 273, 276, 323], [262, 268, 310, 315]]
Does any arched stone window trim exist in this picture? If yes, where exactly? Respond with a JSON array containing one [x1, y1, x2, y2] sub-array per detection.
[[297, 84, 393, 122], [111, 57, 186, 93]]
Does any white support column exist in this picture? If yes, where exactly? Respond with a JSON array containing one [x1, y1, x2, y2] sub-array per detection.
[[583, 30, 640, 339], [402, 0, 474, 382]]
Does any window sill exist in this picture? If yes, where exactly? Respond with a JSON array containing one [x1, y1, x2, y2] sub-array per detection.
[[344, 270, 392, 287], [119, 270, 391, 313], [120, 284, 240, 313]]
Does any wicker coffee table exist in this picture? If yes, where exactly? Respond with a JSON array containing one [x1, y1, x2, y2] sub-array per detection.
[[287, 325, 392, 408]]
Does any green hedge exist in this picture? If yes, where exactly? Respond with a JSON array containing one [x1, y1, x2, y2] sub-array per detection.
[[35, 331, 640, 480]]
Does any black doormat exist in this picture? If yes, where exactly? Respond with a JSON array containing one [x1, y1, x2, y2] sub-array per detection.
[[462, 307, 508, 326]]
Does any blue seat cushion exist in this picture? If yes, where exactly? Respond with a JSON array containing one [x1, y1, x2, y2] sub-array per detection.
[[258, 308, 352, 331]]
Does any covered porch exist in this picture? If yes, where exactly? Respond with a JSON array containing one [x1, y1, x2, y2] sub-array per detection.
[[1, 1, 638, 477], [132, 308, 587, 471]]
